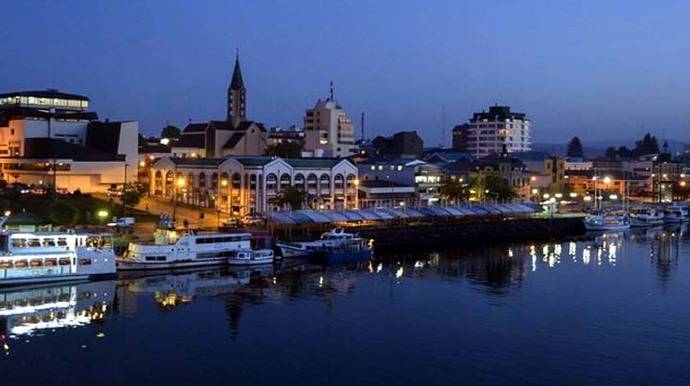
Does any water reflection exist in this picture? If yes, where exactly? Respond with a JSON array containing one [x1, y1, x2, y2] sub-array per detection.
[[0, 223, 687, 360]]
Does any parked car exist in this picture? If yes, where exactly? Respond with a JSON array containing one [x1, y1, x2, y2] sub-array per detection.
[[242, 215, 265, 226], [106, 187, 123, 197], [107, 217, 135, 227], [221, 218, 243, 228]]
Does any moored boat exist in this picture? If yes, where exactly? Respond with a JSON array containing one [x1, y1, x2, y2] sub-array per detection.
[[0, 229, 116, 286], [584, 213, 630, 231], [276, 228, 358, 258], [629, 206, 665, 227], [663, 203, 689, 223], [313, 238, 374, 264], [117, 227, 252, 270], [227, 249, 275, 265]]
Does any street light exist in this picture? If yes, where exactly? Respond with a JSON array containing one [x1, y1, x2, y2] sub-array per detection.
[[603, 176, 612, 184], [3, 210, 10, 217], [97, 210, 109, 223]]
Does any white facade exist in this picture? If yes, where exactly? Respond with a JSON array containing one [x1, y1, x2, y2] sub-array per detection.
[[303, 99, 358, 158], [464, 106, 531, 158], [150, 157, 359, 215]]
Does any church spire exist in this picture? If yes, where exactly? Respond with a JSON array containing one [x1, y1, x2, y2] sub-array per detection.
[[227, 50, 246, 125]]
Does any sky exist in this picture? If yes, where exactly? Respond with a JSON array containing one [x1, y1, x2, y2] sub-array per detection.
[[3, 0, 690, 145]]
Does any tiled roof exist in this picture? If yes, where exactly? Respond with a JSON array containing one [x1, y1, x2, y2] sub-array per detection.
[[173, 134, 205, 148], [223, 132, 245, 149], [170, 158, 225, 167], [182, 123, 208, 133], [285, 158, 344, 169]]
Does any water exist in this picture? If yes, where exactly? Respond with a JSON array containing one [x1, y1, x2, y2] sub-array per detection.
[[1, 226, 690, 385]]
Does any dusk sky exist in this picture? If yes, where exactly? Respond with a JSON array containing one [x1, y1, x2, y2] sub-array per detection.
[[3, 0, 690, 145]]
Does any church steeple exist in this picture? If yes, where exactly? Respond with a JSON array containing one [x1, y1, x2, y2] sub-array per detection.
[[227, 50, 246, 126]]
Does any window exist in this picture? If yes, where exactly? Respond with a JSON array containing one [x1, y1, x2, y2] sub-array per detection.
[[57, 238, 68, 247], [11, 239, 27, 248], [79, 258, 92, 265], [0, 261, 12, 269], [14, 260, 28, 268], [30, 259, 43, 267], [145, 256, 166, 261], [43, 238, 56, 247], [28, 239, 41, 247], [45, 258, 58, 267], [59, 258, 71, 266]]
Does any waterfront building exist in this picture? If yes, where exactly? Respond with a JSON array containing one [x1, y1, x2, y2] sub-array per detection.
[[358, 159, 443, 206], [171, 54, 268, 158], [357, 180, 417, 209], [0, 89, 138, 192], [460, 105, 531, 158], [303, 83, 358, 158], [370, 131, 423, 160], [472, 149, 532, 200], [149, 156, 358, 215]]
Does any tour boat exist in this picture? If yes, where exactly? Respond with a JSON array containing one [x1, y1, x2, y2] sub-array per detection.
[[628, 207, 665, 227], [227, 249, 275, 266], [663, 204, 690, 223], [117, 228, 252, 270], [0, 228, 116, 286], [584, 213, 630, 231], [276, 228, 359, 258]]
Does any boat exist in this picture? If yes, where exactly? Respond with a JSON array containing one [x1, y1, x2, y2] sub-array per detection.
[[227, 249, 275, 265], [663, 203, 689, 223], [276, 228, 359, 258], [313, 238, 374, 264], [0, 226, 116, 286], [628, 206, 665, 227], [117, 227, 252, 270], [584, 213, 630, 231]]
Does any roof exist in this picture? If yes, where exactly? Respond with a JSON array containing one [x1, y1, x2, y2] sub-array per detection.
[[0, 107, 97, 123], [234, 156, 273, 166], [235, 120, 266, 132], [169, 158, 225, 167], [173, 134, 205, 149], [140, 144, 171, 154], [22, 138, 125, 161], [182, 123, 208, 133], [230, 56, 244, 89], [0, 89, 89, 101], [223, 132, 245, 149], [470, 105, 526, 122], [285, 158, 344, 169]]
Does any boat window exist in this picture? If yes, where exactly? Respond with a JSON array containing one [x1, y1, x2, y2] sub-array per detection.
[[14, 260, 28, 268], [58, 258, 71, 266], [42, 238, 56, 247], [28, 239, 41, 247], [44, 258, 58, 267], [145, 256, 166, 261], [57, 238, 68, 247], [0, 261, 12, 269], [79, 258, 92, 266], [30, 259, 43, 267], [11, 238, 27, 248]]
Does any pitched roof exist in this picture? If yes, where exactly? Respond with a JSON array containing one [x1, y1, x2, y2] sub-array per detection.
[[208, 120, 234, 131], [234, 156, 273, 166], [182, 123, 208, 133], [173, 134, 205, 149], [169, 158, 225, 167], [285, 158, 343, 169], [223, 132, 245, 149], [236, 120, 266, 132], [230, 56, 244, 89]]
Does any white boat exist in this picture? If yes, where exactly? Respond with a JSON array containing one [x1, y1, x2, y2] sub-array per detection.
[[227, 249, 274, 265], [117, 228, 252, 270], [276, 228, 359, 258], [0, 228, 116, 286], [629, 207, 665, 227], [584, 214, 630, 231], [663, 203, 689, 223]]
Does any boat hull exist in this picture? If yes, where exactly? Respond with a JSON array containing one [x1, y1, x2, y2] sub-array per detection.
[[116, 258, 228, 271], [276, 244, 310, 258], [227, 259, 273, 266], [314, 249, 373, 264], [0, 273, 114, 287]]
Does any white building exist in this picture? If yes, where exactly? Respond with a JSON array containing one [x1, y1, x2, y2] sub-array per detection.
[[461, 105, 531, 158], [303, 83, 358, 158], [0, 89, 139, 192], [150, 156, 358, 215]]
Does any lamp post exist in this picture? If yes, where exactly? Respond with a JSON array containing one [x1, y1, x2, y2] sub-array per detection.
[[173, 176, 186, 221]]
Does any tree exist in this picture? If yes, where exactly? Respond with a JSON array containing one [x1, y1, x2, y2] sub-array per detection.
[[605, 146, 618, 159], [269, 186, 305, 210], [617, 146, 633, 159], [160, 125, 181, 140], [264, 142, 303, 158], [633, 133, 659, 157], [482, 174, 516, 202], [566, 136, 584, 159], [439, 178, 470, 204], [120, 184, 143, 208], [138, 133, 147, 146]]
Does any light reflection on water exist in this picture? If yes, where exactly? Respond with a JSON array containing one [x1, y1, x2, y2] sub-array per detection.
[[0, 224, 688, 385]]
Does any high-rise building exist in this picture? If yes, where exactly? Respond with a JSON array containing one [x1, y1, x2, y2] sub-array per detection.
[[462, 105, 531, 158], [303, 83, 358, 158]]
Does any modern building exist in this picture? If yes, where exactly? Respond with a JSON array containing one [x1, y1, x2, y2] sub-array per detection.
[[358, 159, 443, 206], [303, 83, 358, 158], [357, 180, 417, 209], [461, 105, 531, 158], [172, 54, 268, 158], [149, 156, 358, 215], [0, 89, 138, 192], [371, 131, 423, 159], [267, 126, 304, 147]]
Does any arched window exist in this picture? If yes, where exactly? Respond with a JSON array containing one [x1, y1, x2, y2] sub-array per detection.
[[319, 174, 331, 195], [334, 174, 345, 194], [154, 171, 163, 194], [266, 173, 278, 194], [211, 173, 219, 191], [293, 173, 305, 191], [280, 174, 291, 191], [198, 173, 206, 189], [220, 172, 230, 193], [307, 174, 318, 194]]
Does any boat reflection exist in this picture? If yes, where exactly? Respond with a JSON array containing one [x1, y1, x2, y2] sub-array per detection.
[[0, 281, 115, 355]]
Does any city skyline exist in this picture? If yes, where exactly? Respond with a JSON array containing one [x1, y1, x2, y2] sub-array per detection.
[[3, 1, 690, 145]]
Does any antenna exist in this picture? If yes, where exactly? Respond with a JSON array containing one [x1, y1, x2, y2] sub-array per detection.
[[360, 112, 365, 142], [329, 81, 334, 101], [441, 104, 446, 148]]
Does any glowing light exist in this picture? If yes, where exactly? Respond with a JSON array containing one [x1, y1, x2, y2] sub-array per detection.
[[609, 194, 618, 200], [3, 210, 10, 217], [139, 161, 146, 167], [221, 179, 228, 187], [569, 192, 577, 198], [176, 177, 186, 188], [97, 210, 109, 219], [603, 176, 612, 184], [160, 138, 170, 145], [554, 193, 563, 199], [583, 196, 592, 202], [395, 266, 404, 278], [531, 188, 539, 195]]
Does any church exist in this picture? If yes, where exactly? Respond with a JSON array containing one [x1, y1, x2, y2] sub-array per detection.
[[171, 54, 268, 158]]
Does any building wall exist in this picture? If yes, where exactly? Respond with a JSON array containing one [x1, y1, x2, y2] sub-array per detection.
[[1, 159, 126, 192], [304, 100, 358, 158]]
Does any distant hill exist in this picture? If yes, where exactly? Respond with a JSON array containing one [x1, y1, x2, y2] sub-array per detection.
[[532, 139, 688, 158]]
